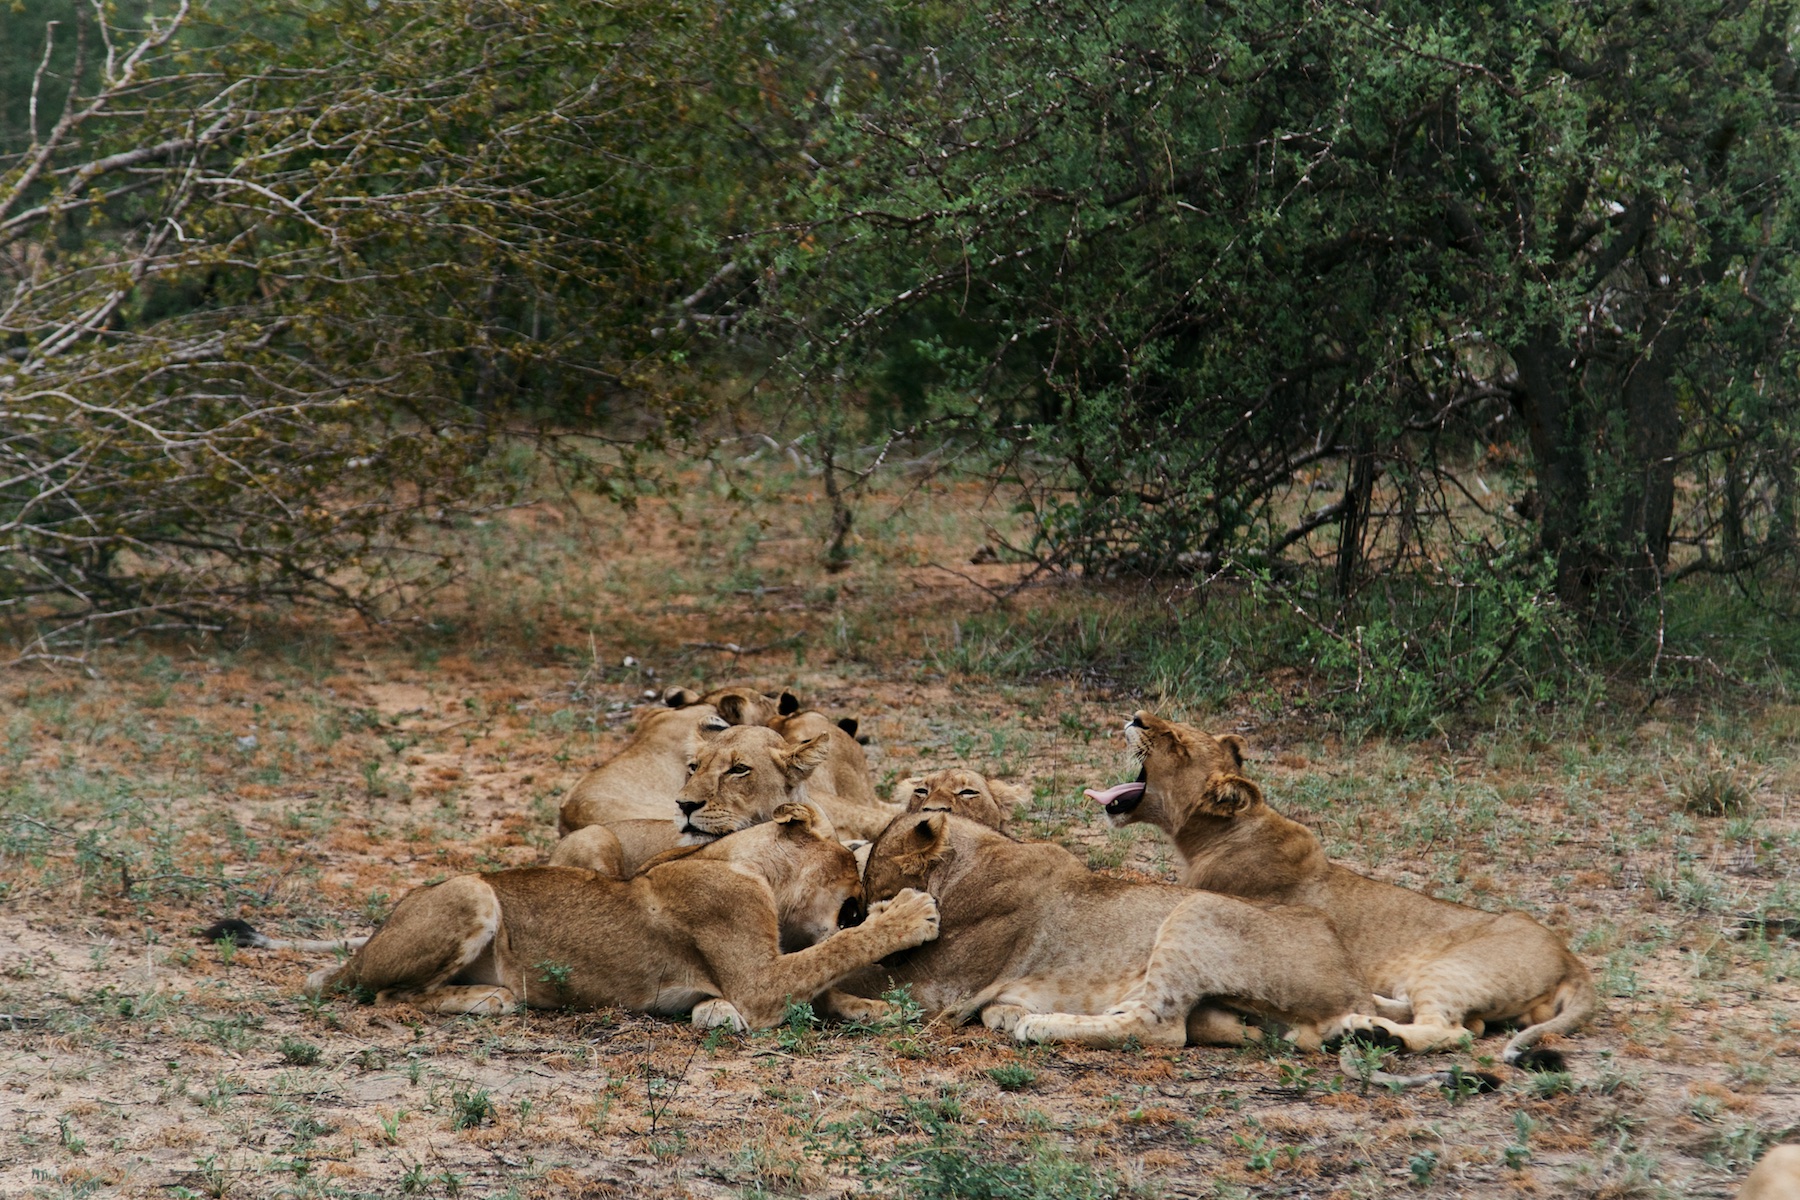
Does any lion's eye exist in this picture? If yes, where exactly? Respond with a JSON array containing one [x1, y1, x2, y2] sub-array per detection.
[[913, 787, 929, 797], [686, 762, 698, 775], [957, 789, 978, 797], [727, 763, 751, 776]]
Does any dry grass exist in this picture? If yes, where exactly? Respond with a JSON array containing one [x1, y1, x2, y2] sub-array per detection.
[[1, 458, 1797, 1199]]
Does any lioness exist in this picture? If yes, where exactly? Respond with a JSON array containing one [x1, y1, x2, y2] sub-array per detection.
[[298, 804, 939, 1029], [896, 768, 1025, 830], [557, 702, 731, 834], [1739, 1146, 1800, 1200], [838, 812, 1368, 1052], [768, 707, 899, 839], [551, 723, 880, 875], [663, 684, 787, 728], [1088, 712, 1597, 1064]]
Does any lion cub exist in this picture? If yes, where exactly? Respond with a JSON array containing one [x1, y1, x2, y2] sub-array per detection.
[[1091, 712, 1597, 1064], [839, 812, 1366, 1051], [303, 805, 939, 1030], [895, 768, 1026, 830]]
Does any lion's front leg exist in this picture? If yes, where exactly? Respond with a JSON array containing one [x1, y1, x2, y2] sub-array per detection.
[[1013, 1004, 1187, 1048], [692, 999, 748, 1032], [718, 889, 941, 1029], [816, 989, 894, 1025]]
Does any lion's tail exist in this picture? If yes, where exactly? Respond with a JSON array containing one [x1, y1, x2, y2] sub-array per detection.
[[200, 919, 367, 955], [1500, 962, 1599, 1070], [1335, 1042, 1501, 1094]]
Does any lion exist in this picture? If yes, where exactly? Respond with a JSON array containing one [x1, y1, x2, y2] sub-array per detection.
[[1087, 711, 1598, 1066], [551, 722, 894, 875], [768, 706, 901, 839], [836, 811, 1376, 1055], [274, 804, 938, 1029], [557, 702, 731, 834], [662, 684, 788, 728], [895, 768, 1026, 830], [1739, 1146, 1800, 1200]]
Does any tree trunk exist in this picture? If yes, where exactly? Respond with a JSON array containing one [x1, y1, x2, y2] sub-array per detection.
[[1512, 328, 1598, 611], [1613, 340, 1682, 595], [1335, 426, 1376, 600]]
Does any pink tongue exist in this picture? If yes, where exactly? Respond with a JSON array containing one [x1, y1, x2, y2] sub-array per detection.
[[1085, 781, 1146, 806]]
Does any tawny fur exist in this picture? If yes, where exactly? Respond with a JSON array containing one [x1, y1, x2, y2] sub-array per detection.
[[556, 702, 731, 834], [551, 724, 849, 875], [662, 684, 787, 728], [831, 813, 1366, 1052], [1739, 1146, 1800, 1200], [895, 768, 1026, 831], [309, 805, 939, 1029], [768, 708, 902, 838], [1103, 711, 1598, 1062]]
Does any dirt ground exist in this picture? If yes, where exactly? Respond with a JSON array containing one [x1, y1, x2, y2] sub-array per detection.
[[1, 464, 1797, 1199]]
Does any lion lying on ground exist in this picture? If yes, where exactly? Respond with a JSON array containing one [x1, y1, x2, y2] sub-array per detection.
[[1087, 712, 1597, 1065], [1739, 1146, 1800, 1200], [552, 722, 880, 875], [662, 684, 789, 728], [768, 706, 901, 839], [835, 811, 1370, 1053], [556, 700, 734, 834], [286, 805, 938, 1028], [895, 768, 1026, 830]]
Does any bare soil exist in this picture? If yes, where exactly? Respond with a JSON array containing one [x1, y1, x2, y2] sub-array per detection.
[[2, 466, 1797, 1199]]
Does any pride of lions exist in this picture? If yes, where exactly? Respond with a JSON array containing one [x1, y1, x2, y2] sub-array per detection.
[[209, 685, 1795, 1194]]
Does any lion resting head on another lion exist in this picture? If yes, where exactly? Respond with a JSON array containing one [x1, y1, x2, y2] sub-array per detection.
[[1089, 711, 1597, 1067], [308, 804, 940, 1030], [831, 811, 1367, 1053], [895, 769, 1025, 830]]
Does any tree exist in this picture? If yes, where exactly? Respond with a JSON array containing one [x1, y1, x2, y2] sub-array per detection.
[[770, 0, 1800, 622], [0, 0, 803, 660]]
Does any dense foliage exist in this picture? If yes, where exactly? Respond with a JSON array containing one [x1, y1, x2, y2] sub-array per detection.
[[6, 0, 1800, 709], [0, 0, 798, 657], [768, 0, 1800, 623]]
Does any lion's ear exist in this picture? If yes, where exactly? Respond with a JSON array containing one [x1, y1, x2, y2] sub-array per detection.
[[664, 687, 703, 708], [779, 733, 831, 782], [778, 690, 801, 716], [988, 779, 1028, 815], [1199, 773, 1262, 817], [772, 803, 820, 834], [836, 716, 859, 739], [910, 812, 949, 853], [714, 693, 749, 725], [696, 713, 729, 736], [1216, 734, 1247, 768]]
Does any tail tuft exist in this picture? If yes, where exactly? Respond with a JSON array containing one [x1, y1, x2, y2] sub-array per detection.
[[1510, 1046, 1568, 1073], [1443, 1069, 1504, 1095], [199, 919, 263, 947]]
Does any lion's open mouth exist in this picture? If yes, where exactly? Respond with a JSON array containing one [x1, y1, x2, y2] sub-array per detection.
[[1084, 765, 1147, 816]]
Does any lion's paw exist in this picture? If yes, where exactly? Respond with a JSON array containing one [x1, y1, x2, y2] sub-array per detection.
[[980, 1004, 1030, 1034], [867, 888, 940, 947], [692, 999, 748, 1033]]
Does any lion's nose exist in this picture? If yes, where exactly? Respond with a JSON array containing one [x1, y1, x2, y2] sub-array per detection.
[[677, 799, 701, 816], [920, 802, 950, 812]]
